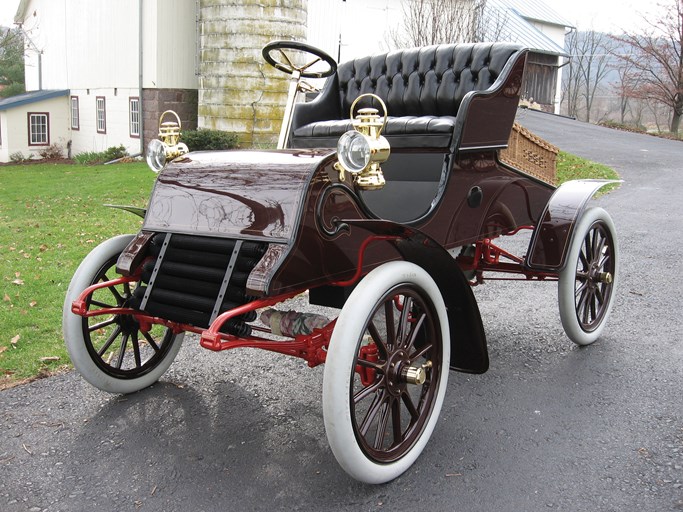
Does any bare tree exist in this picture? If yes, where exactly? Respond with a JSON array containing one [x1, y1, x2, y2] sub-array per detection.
[[562, 30, 615, 122], [611, 0, 683, 134], [612, 56, 639, 124], [562, 31, 583, 118], [389, 0, 488, 48]]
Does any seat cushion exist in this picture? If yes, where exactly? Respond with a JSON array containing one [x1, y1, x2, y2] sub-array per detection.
[[290, 115, 457, 149]]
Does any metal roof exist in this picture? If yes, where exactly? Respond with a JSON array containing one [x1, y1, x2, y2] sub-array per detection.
[[14, 0, 31, 24], [486, 0, 570, 57], [0, 89, 70, 111], [493, 0, 575, 28]]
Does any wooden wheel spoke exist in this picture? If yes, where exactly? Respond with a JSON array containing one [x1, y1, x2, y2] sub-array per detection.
[[401, 391, 419, 421], [589, 292, 598, 321], [391, 398, 403, 445], [593, 233, 606, 262], [90, 299, 115, 309], [142, 330, 160, 352], [97, 325, 122, 357], [598, 251, 611, 271], [409, 342, 433, 362], [384, 300, 396, 350], [404, 312, 426, 351], [373, 398, 392, 450], [114, 334, 129, 369], [356, 358, 385, 373], [595, 286, 606, 307], [397, 296, 413, 345], [577, 287, 591, 315], [580, 290, 595, 324], [107, 284, 125, 306], [131, 332, 142, 368], [359, 389, 386, 436], [354, 379, 383, 404], [88, 316, 117, 332], [368, 320, 388, 359], [575, 279, 589, 298]]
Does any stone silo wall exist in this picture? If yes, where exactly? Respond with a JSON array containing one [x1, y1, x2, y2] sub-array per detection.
[[198, 0, 307, 147]]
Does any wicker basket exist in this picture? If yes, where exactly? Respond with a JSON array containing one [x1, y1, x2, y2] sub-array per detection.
[[499, 122, 559, 185]]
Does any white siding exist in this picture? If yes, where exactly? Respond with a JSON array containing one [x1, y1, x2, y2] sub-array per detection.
[[18, 0, 198, 92], [0, 113, 8, 162], [68, 88, 142, 157], [21, 0, 67, 91], [152, 0, 199, 89], [20, 0, 139, 90], [0, 97, 70, 162]]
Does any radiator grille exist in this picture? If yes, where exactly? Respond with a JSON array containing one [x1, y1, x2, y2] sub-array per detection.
[[132, 233, 267, 336]]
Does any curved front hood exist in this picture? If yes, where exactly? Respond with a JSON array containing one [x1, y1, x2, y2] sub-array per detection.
[[142, 149, 334, 243]]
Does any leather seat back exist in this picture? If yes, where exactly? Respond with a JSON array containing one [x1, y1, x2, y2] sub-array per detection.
[[336, 42, 522, 118], [289, 42, 526, 150]]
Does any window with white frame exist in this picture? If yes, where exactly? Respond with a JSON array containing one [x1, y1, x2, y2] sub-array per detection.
[[96, 96, 106, 133], [28, 113, 49, 146], [71, 96, 80, 130], [129, 97, 140, 137]]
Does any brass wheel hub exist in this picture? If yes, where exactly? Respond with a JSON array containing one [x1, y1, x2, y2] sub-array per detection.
[[385, 350, 432, 396]]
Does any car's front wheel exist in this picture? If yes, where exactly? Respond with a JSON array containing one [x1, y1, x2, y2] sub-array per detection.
[[323, 261, 450, 484], [63, 235, 183, 394]]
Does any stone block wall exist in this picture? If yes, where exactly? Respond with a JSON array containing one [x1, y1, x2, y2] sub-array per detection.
[[143, 88, 199, 147]]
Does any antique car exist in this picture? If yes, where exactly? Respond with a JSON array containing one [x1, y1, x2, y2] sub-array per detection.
[[63, 41, 619, 484]]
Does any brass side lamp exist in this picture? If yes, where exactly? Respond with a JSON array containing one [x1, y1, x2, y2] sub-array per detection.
[[334, 94, 390, 190], [145, 110, 189, 173]]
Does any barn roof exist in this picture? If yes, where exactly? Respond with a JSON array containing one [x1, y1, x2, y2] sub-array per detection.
[[487, 0, 572, 57], [0, 89, 69, 111], [496, 0, 575, 28]]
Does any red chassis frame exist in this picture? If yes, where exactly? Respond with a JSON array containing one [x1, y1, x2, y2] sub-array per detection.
[[71, 230, 558, 368]]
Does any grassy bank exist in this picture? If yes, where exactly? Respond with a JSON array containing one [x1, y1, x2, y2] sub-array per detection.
[[556, 151, 620, 193], [0, 154, 620, 388]]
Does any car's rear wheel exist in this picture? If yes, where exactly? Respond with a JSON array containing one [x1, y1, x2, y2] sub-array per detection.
[[63, 235, 183, 393], [323, 261, 449, 483], [558, 207, 618, 345]]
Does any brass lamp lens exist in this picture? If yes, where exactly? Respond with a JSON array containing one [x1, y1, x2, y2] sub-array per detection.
[[146, 139, 167, 173], [337, 131, 371, 173]]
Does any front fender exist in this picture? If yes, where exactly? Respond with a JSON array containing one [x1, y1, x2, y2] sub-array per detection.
[[345, 219, 488, 374], [526, 179, 621, 271], [104, 204, 146, 218]]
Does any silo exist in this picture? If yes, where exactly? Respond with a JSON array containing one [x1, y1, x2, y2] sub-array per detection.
[[199, 0, 307, 147]]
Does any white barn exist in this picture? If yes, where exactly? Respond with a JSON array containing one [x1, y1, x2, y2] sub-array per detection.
[[3, 0, 198, 162]]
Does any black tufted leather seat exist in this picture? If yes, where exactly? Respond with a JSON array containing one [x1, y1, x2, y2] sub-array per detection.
[[290, 42, 525, 150]]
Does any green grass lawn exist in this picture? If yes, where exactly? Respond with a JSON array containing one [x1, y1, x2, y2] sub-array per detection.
[[0, 154, 620, 388], [0, 161, 155, 386]]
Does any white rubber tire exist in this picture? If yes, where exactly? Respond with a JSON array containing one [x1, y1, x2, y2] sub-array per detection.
[[323, 261, 450, 484], [558, 207, 618, 345], [63, 235, 184, 394]]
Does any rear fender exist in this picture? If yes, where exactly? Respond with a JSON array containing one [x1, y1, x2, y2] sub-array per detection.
[[526, 179, 620, 272], [345, 219, 488, 374]]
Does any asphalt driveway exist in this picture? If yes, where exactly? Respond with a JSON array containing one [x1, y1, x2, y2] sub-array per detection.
[[1, 110, 681, 511]]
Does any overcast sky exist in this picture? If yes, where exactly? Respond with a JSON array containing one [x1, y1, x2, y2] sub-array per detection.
[[542, 0, 658, 33], [0, 0, 662, 35]]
